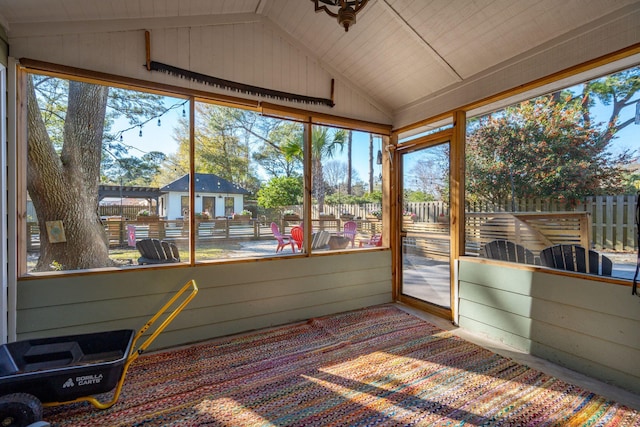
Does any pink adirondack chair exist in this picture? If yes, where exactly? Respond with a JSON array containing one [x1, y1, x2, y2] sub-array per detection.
[[271, 222, 294, 253], [340, 221, 357, 247], [290, 225, 304, 251]]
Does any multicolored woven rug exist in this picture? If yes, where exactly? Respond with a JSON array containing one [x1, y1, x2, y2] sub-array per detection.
[[44, 305, 640, 426]]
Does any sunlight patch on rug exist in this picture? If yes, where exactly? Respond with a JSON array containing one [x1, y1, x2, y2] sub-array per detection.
[[42, 305, 640, 426]]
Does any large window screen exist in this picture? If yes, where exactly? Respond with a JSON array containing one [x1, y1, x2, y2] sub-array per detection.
[[24, 73, 189, 273], [466, 65, 640, 280], [21, 72, 386, 275]]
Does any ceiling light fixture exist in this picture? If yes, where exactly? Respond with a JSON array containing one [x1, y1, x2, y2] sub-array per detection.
[[312, 0, 369, 32]]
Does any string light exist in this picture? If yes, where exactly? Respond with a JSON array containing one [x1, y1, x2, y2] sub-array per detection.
[[111, 99, 188, 145]]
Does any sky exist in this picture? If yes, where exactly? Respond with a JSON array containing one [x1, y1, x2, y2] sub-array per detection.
[[112, 75, 639, 190], [112, 98, 384, 185]]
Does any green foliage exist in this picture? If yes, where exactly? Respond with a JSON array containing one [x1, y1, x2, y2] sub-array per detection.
[[324, 190, 382, 205], [256, 176, 303, 209], [166, 103, 262, 194], [102, 151, 167, 186], [466, 94, 632, 206], [404, 190, 435, 202], [252, 122, 303, 178]]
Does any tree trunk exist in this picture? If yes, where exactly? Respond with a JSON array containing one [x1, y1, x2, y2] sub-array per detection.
[[347, 131, 352, 195], [313, 157, 325, 213], [27, 77, 115, 271], [369, 134, 374, 193]]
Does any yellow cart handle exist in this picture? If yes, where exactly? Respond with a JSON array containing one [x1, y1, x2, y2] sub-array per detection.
[[44, 279, 198, 410], [129, 279, 199, 358]]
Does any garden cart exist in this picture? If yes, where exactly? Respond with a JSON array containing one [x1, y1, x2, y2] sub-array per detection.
[[0, 279, 198, 427]]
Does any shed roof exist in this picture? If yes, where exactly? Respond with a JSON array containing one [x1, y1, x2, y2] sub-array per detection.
[[160, 173, 250, 195]]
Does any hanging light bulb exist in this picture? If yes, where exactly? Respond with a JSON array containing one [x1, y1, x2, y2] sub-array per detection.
[[139, 126, 143, 137], [157, 118, 162, 127], [119, 135, 123, 143], [376, 149, 382, 165], [182, 107, 186, 118]]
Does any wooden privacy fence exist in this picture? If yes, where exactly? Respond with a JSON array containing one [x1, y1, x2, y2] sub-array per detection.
[[409, 196, 638, 252], [585, 195, 637, 252], [25, 196, 639, 252]]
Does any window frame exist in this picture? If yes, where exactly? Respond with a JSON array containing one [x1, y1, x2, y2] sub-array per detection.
[[15, 60, 392, 277]]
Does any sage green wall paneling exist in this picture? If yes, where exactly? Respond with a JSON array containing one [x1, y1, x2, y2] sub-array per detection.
[[530, 341, 640, 394], [530, 273, 640, 321], [152, 293, 392, 350], [459, 281, 534, 317], [16, 252, 393, 349], [457, 261, 535, 295], [529, 319, 640, 378], [458, 298, 533, 339], [458, 259, 640, 394], [528, 299, 640, 349], [456, 315, 533, 352]]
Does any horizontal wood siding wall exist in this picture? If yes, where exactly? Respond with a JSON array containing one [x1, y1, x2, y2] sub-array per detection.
[[16, 252, 392, 350], [457, 259, 640, 394], [9, 18, 391, 124]]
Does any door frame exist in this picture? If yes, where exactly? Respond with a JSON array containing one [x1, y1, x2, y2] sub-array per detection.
[[392, 111, 465, 323]]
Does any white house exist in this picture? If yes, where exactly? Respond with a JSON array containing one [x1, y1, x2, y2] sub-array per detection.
[[159, 173, 250, 219]]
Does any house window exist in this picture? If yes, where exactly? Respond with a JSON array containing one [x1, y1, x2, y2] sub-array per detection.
[[18, 68, 387, 275], [466, 64, 640, 280], [181, 196, 189, 218], [224, 198, 234, 217], [202, 196, 215, 217]]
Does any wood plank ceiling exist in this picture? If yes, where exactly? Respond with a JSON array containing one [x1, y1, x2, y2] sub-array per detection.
[[0, 0, 638, 116]]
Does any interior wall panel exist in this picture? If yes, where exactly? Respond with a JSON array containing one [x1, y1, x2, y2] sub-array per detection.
[[16, 252, 393, 351], [458, 259, 640, 394], [8, 18, 391, 124]]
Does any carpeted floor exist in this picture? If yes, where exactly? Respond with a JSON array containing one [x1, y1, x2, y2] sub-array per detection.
[[44, 305, 640, 426]]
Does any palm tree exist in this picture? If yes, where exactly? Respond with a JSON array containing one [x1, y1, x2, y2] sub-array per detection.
[[282, 125, 347, 213]]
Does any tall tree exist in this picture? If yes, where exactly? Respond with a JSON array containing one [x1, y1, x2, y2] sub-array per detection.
[[368, 134, 374, 193], [347, 131, 353, 194], [27, 76, 165, 271], [466, 95, 632, 207], [167, 103, 261, 194], [252, 122, 303, 178], [282, 126, 347, 213], [256, 176, 303, 211]]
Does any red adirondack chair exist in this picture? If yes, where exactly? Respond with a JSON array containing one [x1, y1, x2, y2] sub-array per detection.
[[291, 225, 304, 251]]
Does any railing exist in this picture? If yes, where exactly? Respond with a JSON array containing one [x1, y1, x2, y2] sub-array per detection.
[[26, 217, 384, 250], [464, 211, 591, 256], [402, 212, 591, 260]]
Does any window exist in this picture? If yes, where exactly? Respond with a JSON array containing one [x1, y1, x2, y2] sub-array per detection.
[[19, 70, 388, 275], [465, 64, 640, 280], [311, 125, 385, 251], [23, 72, 189, 274]]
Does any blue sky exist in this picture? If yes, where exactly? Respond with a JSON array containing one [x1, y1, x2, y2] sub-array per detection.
[[113, 82, 639, 188], [113, 100, 383, 184]]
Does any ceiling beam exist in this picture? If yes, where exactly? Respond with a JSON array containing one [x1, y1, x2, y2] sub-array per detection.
[[378, 0, 462, 82]]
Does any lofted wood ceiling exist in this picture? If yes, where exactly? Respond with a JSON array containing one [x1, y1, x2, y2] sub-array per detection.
[[1, 0, 638, 117]]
